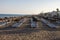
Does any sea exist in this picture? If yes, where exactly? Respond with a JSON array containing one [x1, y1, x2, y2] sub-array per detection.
[[0, 14, 25, 18]]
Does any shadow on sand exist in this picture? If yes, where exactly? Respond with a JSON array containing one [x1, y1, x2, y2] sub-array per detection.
[[0, 24, 60, 35]]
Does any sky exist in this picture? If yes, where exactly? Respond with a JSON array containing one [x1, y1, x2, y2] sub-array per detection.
[[0, 0, 60, 15]]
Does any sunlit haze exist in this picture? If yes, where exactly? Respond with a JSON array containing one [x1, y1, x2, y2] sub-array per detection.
[[0, 0, 60, 15]]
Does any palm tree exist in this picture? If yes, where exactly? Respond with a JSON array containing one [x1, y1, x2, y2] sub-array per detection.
[[56, 8, 59, 19], [56, 8, 59, 12]]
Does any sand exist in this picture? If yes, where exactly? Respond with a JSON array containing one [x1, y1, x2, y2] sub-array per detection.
[[0, 17, 60, 40]]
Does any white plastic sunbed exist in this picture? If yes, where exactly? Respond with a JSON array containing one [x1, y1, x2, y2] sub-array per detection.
[[31, 18, 37, 28], [12, 18, 25, 27], [41, 18, 56, 28]]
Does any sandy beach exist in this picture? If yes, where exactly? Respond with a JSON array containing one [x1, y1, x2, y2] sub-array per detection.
[[0, 17, 60, 40]]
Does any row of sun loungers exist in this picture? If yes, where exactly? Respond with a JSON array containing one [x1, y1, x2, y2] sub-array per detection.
[[31, 18, 38, 28], [12, 18, 26, 28], [41, 18, 60, 28], [0, 18, 28, 29], [0, 17, 24, 28], [0, 21, 14, 28], [1, 16, 60, 29]]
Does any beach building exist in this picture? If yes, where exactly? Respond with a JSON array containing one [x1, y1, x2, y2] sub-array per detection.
[[42, 8, 60, 19]]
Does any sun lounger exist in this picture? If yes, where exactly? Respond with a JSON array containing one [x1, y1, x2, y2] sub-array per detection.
[[41, 18, 57, 28], [31, 18, 37, 28]]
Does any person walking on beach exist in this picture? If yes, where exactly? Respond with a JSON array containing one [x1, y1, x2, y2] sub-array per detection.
[[31, 16, 38, 28]]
